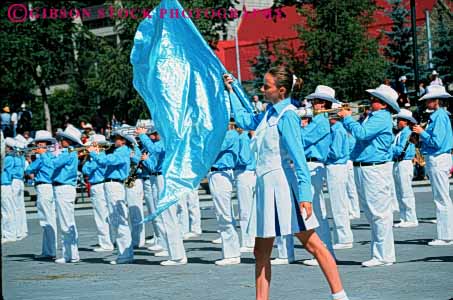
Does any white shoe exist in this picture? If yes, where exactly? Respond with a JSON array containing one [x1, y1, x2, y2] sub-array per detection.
[[183, 232, 201, 240], [55, 258, 81, 264], [349, 214, 360, 220], [302, 258, 319, 266], [93, 247, 114, 252], [428, 239, 453, 246], [240, 247, 254, 253], [215, 257, 241, 266], [333, 243, 353, 250], [160, 257, 188, 266], [361, 258, 393, 267], [211, 238, 222, 244], [427, 219, 437, 224], [146, 238, 156, 245], [397, 221, 418, 228], [16, 235, 28, 241], [271, 257, 295, 265], [147, 244, 164, 252], [1, 239, 16, 244], [154, 250, 169, 257], [110, 258, 134, 265]]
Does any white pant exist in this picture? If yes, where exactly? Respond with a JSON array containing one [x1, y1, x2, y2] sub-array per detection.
[[276, 234, 295, 260], [326, 164, 353, 244], [187, 190, 202, 234], [177, 193, 190, 235], [1, 185, 16, 241], [126, 179, 145, 247], [90, 183, 113, 249], [354, 163, 395, 263], [426, 153, 453, 240], [105, 182, 133, 260], [346, 160, 360, 218], [235, 170, 256, 248], [393, 160, 418, 223], [389, 162, 400, 212], [307, 162, 334, 255], [54, 185, 79, 261], [208, 170, 240, 259], [161, 201, 187, 260], [12, 179, 27, 238], [148, 175, 168, 250], [36, 184, 57, 256]]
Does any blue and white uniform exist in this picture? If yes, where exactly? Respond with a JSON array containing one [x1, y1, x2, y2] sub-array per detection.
[[26, 151, 56, 257], [90, 145, 134, 263], [82, 152, 113, 250], [52, 148, 80, 262], [419, 108, 453, 241], [392, 126, 417, 224], [230, 94, 318, 238], [342, 109, 396, 264], [235, 131, 257, 249], [139, 134, 186, 261], [301, 113, 334, 254], [326, 121, 354, 245], [1, 153, 16, 243], [12, 153, 28, 239], [208, 129, 241, 260]]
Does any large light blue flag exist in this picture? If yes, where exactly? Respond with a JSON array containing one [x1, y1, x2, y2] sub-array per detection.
[[131, 0, 253, 222]]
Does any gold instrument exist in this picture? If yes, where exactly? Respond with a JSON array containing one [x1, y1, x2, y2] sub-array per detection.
[[68, 142, 113, 158], [313, 104, 370, 119]]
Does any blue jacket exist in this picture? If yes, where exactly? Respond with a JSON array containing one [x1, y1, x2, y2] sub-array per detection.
[[420, 108, 453, 155], [25, 152, 54, 184], [138, 134, 165, 172], [12, 155, 25, 180], [342, 109, 394, 163], [392, 126, 416, 160], [236, 131, 256, 171], [326, 122, 349, 165], [301, 114, 332, 162], [213, 129, 239, 170], [52, 148, 78, 186], [82, 156, 106, 184], [1, 155, 14, 185], [90, 145, 131, 181]]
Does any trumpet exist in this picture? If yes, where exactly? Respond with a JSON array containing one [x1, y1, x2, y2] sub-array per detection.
[[313, 104, 370, 119], [115, 125, 156, 136], [12, 145, 57, 155], [68, 142, 113, 155]]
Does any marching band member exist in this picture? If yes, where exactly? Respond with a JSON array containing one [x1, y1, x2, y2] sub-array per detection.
[[413, 85, 453, 246], [235, 128, 257, 253], [137, 128, 187, 266], [136, 127, 168, 255], [53, 125, 83, 264], [338, 84, 399, 267], [346, 134, 360, 220], [208, 121, 242, 265], [180, 188, 202, 240], [25, 131, 57, 259], [300, 85, 337, 266], [326, 103, 354, 249], [81, 134, 114, 252], [11, 139, 28, 240], [127, 139, 146, 248], [392, 109, 418, 228], [2, 138, 17, 244], [88, 131, 135, 264], [225, 67, 348, 300]]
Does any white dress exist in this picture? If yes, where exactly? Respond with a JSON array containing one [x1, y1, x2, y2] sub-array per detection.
[[252, 104, 319, 238]]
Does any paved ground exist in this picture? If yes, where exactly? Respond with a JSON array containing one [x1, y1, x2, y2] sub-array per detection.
[[2, 187, 453, 300]]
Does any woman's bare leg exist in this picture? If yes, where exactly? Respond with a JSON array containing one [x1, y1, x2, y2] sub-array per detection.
[[295, 230, 343, 293], [254, 237, 275, 300]]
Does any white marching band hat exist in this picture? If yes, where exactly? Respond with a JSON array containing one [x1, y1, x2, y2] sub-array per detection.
[[305, 85, 339, 103], [84, 134, 107, 146], [395, 108, 417, 124], [57, 124, 83, 146], [33, 130, 57, 144], [366, 84, 400, 113], [418, 85, 452, 101], [5, 137, 17, 149]]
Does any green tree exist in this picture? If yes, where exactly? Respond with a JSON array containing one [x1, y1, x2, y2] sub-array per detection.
[[431, 12, 453, 85], [384, 0, 414, 81], [249, 41, 273, 94], [295, 0, 387, 101]]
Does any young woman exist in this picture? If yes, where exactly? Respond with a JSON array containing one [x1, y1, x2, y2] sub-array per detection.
[[224, 66, 348, 300]]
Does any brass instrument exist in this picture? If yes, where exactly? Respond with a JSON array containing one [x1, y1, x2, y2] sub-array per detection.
[[13, 145, 57, 155], [115, 125, 155, 136], [313, 104, 370, 119], [68, 142, 113, 159]]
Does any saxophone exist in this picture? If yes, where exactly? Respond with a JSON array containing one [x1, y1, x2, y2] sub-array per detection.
[[125, 162, 140, 188]]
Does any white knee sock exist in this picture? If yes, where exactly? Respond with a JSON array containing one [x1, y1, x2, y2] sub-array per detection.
[[331, 290, 349, 300]]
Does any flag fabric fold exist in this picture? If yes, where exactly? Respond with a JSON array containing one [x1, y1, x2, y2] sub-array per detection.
[[131, 0, 252, 222]]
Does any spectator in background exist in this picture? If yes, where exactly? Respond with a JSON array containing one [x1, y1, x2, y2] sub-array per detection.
[[81, 123, 95, 144], [91, 110, 107, 134], [251, 95, 264, 113], [11, 109, 18, 137], [397, 76, 409, 108], [430, 70, 443, 86], [1, 105, 12, 137], [17, 103, 33, 134]]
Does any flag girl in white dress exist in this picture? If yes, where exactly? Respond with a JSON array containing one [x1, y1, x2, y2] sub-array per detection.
[[223, 66, 348, 300]]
